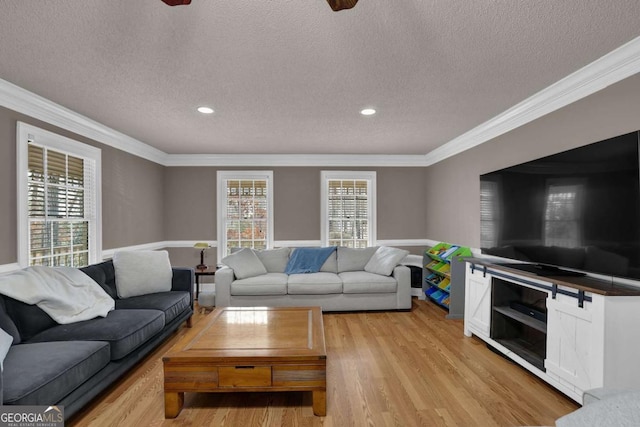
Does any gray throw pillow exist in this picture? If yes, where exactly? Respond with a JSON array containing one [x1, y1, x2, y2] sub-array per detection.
[[364, 246, 410, 276], [221, 248, 267, 279], [254, 248, 290, 273], [337, 247, 378, 273], [320, 250, 338, 273]]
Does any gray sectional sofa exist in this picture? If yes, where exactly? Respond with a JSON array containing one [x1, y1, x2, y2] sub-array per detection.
[[216, 246, 412, 311], [556, 388, 640, 426], [0, 260, 194, 420]]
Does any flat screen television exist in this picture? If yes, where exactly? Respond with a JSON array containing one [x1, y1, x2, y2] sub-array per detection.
[[480, 130, 640, 280]]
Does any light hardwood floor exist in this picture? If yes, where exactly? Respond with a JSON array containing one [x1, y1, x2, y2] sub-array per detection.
[[68, 299, 578, 426]]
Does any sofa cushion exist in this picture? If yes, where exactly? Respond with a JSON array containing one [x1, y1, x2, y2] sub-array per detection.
[[364, 246, 410, 276], [27, 309, 165, 360], [4, 298, 56, 342], [113, 250, 173, 298], [222, 248, 267, 279], [340, 271, 398, 293], [337, 247, 378, 273], [287, 272, 343, 294], [254, 248, 290, 273], [3, 341, 110, 405], [231, 273, 288, 296], [115, 291, 190, 325]]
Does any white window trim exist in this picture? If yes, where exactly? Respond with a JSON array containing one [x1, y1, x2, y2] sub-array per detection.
[[321, 170, 377, 247], [17, 122, 102, 267], [216, 170, 274, 263]]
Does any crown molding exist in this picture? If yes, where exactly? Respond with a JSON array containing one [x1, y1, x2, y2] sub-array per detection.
[[163, 153, 428, 167], [0, 80, 428, 167], [2, 36, 639, 168], [0, 79, 168, 164], [424, 36, 640, 166]]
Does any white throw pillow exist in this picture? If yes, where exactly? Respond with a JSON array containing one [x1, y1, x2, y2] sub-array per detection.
[[364, 246, 410, 276], [0, 327, 13, 371], [113, 250, 173, 299], [221, 248, 267, 279]]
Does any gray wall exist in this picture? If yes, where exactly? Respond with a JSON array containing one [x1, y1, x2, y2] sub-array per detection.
[[1, 101, 429, 269], [0, 107, 166, 265], [425, 73, 640, 249], [164, 166, 429, 267], [4, 72, 638, 267], [101, 147, 165, 250]]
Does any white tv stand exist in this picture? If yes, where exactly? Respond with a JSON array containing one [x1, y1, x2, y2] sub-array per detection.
[[464, 259, 640, 404]]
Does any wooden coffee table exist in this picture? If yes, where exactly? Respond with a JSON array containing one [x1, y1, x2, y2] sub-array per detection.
[[163, 306, 327, 418]]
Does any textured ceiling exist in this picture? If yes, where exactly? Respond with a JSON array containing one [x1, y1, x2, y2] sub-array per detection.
[[0, 0, 639, 156]]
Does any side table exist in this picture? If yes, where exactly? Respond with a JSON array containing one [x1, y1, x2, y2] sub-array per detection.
[[194, 267, 216, 300]]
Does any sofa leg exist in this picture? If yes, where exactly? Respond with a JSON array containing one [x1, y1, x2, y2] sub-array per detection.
[[185, 316, 193, 328]]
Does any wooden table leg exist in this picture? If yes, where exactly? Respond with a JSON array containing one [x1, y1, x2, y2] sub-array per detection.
[[164, 391, 184, 418], [312, 390, 326, 416]]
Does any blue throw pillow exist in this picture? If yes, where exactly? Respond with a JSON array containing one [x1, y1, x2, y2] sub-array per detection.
[[284, 247, 337, 274]]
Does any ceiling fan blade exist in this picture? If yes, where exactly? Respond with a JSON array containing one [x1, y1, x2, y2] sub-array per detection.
[[161, 0, 191, 5], [326, 0, 359, 11]]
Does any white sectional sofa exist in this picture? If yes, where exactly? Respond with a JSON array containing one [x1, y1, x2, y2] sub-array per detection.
[[215, 246, 412, 312]]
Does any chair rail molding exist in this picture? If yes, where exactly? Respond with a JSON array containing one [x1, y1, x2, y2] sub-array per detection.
[[0, 239, 474, 274]]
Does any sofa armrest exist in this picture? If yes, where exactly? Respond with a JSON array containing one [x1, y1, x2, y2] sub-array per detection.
[[392, 265, 412, 309], [172, 267, 195, 307], [215, 267, 235, 307]]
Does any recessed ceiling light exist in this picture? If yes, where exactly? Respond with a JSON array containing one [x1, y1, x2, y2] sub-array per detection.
[[360, 108, 376, 116], [197, 106, 214, 114]]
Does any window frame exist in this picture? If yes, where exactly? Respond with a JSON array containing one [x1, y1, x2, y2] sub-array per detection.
[[216, 170, 274, 263], [17, 122, 102, 268], [321, 170, 377, 248]]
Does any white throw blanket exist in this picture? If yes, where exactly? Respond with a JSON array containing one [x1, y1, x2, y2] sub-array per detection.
[[0, 266, 114, 324]]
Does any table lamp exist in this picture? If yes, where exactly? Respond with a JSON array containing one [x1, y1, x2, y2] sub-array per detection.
[[194, 242, 210, 269]]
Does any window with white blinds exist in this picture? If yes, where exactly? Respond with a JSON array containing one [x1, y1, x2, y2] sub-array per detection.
[[321, 171, 376, 248], [17, 122, 101, 267], [217, 171, 273, 261]]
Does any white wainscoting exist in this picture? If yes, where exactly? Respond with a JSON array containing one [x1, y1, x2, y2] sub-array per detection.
[[0, 239, 441, 274]]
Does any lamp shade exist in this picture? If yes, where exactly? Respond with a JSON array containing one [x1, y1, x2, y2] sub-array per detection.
[[194, 242, 210, 249]]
